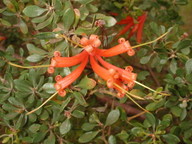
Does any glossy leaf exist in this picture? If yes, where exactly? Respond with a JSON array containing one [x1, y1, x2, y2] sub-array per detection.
[[63, 8, 75, 31], [81, 123, 97, 131], [42, 83, 56, 94], [76, 75, 96, 90], [59, 118, 71, 135], [105, 109, 120, 126], [185, 59, 192, 75], [78, 131, 99, 143], [73, 91, 88, 107], [162, 134, 180, 144], [19, 19, 28, 34], [26, 54, 44, 62], [23, 5, 47, 17], [108, 135, 117, 144], [27, 43, 47, 55], [35, 13, 54, 30]]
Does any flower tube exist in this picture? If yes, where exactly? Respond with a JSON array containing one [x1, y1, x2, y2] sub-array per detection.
[[90, 56, 127, 98], [96, 55, 137, 89], [96, 39, 134, 57], [54, 56, 89, 96], [48, 50, 88, 74]]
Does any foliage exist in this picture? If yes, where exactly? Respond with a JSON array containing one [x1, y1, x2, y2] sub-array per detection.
[[0, 0, 192, 144]]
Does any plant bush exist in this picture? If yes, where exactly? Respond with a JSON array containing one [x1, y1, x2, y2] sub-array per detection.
[[0, 0, 192, 144]]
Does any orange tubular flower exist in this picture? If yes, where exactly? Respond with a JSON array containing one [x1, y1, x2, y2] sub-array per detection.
[[54, 56, 89, 96], [48, 50, 88, 74], [96, 38, 135, 57], [49, 34, 137, 98], [90, 56, 128, 98], [96, 55, 137, 89], [117, 13, 147, 43]]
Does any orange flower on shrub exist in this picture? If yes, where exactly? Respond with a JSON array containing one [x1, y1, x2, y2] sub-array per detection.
[[48, 35, 137, 98], [116, 13, 147, 43]]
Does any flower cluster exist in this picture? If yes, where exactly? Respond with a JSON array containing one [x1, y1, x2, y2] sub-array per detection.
[[116, 13, 147, 43], [48, 35, 137, 98]]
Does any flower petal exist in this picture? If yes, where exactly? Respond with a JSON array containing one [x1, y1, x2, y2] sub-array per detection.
[[136, 13, 147, 43]]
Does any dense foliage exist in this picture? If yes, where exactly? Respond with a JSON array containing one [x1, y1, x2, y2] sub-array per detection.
[[0, 0, 192, 144]]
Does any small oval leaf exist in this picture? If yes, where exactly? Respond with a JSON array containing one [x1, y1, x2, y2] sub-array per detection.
[[59, 118, 71, 135], [105, 109, 120, 126], [78, 131, 99, 143], [23, 5, 47, 17]]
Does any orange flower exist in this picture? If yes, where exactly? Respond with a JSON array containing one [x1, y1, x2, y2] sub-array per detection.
[[116, 13, 147, 43], [54, 56, 89, 96], [49, 34, 137, 98], [48, 50, 88, 74]]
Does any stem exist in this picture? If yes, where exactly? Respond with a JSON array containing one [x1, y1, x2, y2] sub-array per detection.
[[8, 62, 50, 69], [134, 80, 170, 96], [131, 31, 170, 49], [113, 83, 149, 113], [26, 92, 58, 115], [127, 111, 146, 121], [134, 80, 156, 93], [60, 34, 83, 47]]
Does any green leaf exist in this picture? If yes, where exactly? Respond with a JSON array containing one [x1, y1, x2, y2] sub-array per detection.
[[23, 5, 47, 17], [170, 59, 177, 74], [43, 132, 55, 144], [171, 106, 182, 117], [79, 6, 89, 21], [137, 71, 149, 81], [63, 8, 75, 31], [78, 131, 99, 143], [185, 59, 192, 75], [4, 112, 19, 120], [86, 4, 98, 12], [0, 18, 11, 26], [26, 54, 43, 62], [19, 19, 28, 34], [72, 110, 85, 118], [75, 0, 93, 4], [27, 43, 47, 55], [40, 110, 49, 120], [146, 100, 165, 111], [76, 75, 96, 90], [108, 135, 117, 144], [59, 118, 71, 135], [140, 55, 152, 64], [145, 113, 156, 127], [162, 134, 180, 144], [131, 127, 145, 137], [73, 91, 88, 107], [42, 83, 56, 94], [81, 123, 97, 131], [105, 109, 120, 126], [29, 124, 41, 133], [95, 14, 117, 27], [89, 113, 101, 124], [15, 114, 25, 130], [32, 14, 48, 23], [35, 13, 54, 30], [75, 27, 97, 35], [116, 130, 129, 141], [34, 32, 59, 40]]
